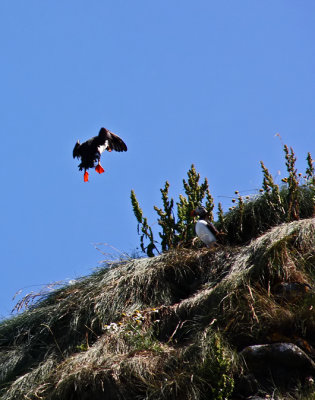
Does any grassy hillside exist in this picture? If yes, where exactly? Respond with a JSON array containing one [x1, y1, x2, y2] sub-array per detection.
[[0, 216, 314, 399]]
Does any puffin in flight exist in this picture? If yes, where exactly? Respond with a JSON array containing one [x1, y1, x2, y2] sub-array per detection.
[[73, 127, 127, 182], [191, 206, 220, 248]]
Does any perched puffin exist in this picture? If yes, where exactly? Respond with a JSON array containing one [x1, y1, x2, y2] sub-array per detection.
[[191, 206, 220, 248], [73, 127, 127, 182]]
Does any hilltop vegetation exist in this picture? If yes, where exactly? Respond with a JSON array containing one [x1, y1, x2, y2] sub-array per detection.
[[131, 145, 314, 255], [0, 146, 314, 399]]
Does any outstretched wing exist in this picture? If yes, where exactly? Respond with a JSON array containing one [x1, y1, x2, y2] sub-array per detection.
[[97, 127, 127, 152], [73, 141, 81, 159]]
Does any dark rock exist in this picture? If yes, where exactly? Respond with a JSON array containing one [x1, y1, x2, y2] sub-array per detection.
[[273, 282, 312, 301], [233, 373, 259, 397], [241, 342, 315, 371], [240, 342, 315, 389]]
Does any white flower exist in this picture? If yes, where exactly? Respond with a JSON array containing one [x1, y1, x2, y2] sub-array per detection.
[[104, 322, 120, 332]]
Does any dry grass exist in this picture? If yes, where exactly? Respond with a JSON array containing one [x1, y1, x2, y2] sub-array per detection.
[[0, 218, 314, 399]]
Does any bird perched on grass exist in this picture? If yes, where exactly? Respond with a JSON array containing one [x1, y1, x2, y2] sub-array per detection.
[[191, 206, 220, 248], [73, 127, 127, 182]]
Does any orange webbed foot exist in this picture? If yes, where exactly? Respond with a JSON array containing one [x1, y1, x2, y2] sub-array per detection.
[[95, 164, 105, 174], [84, 171, 89, 182]]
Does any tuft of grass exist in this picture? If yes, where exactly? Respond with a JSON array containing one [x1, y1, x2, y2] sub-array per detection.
[[193, 330, 235, 400], [217, 184, 315, 245]]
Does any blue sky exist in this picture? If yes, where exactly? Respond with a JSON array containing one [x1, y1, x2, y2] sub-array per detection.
[[0, 1, 314, 319]]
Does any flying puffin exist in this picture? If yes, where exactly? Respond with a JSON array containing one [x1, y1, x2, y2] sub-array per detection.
[[191, 206, 220, 248], [73, 127, 127, 182]]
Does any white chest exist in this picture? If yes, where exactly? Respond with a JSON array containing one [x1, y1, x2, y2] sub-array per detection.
[[195, 220, 216, 246], [97, 140, 110, 154]]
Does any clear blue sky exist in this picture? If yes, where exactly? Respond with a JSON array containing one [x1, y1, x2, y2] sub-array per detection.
[[0, 1, 314, 319]]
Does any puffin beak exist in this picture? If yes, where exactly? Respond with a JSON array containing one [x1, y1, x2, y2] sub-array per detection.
[[84, 171, 89, 182]]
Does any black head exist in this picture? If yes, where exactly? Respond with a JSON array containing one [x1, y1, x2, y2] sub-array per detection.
[[191, 206, 208, 219]]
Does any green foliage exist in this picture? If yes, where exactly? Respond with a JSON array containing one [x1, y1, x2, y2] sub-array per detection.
[[306, 152, 315, 184], [196, 331, 234, 400], [176, 165, 214, 243], [305, 152, 315, 216], [217, 202, 225, 231], [76, 342, 88, 352], [154, 181, 177, 252], [131, 165, 214, 256], [217, 146, 315, 245], [260, 160, 286, 224], [104, 309, 162, 353], [284, 145, 300, 220], [131, 146, 315, 253], [130, 189, 159, 257]]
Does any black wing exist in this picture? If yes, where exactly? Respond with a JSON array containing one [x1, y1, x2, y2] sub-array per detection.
[[73, 141, 81, 159], [206, 221, 220, 237], [97, 127, 127, 152]]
